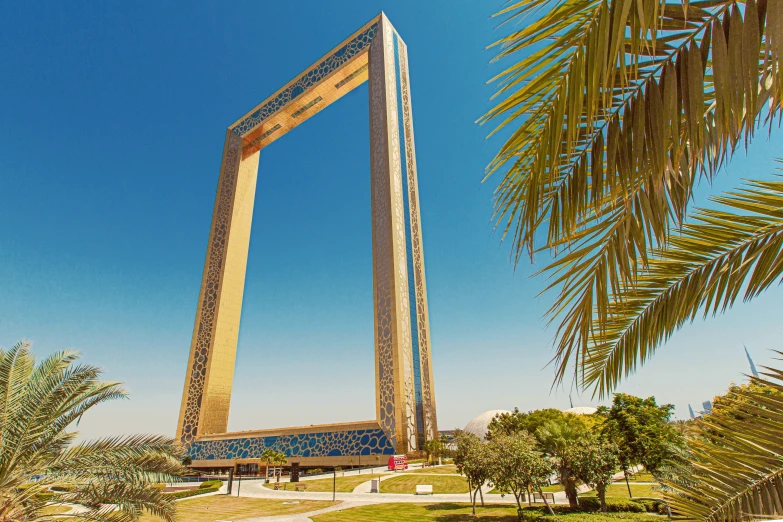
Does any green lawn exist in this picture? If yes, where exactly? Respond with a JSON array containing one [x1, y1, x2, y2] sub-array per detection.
[[406, 464, 459, 475], [139, 496, 337, 521], [489, 483, 564, 494], [262, 474, 384, 493], [312, 502, 662, 521], [583, 483, 662, 498], [379, 474, 470, 494], [626, 472, 656, 483]]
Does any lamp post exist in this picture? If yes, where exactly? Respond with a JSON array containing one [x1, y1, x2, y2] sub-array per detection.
[[332, 469, 336, 502]]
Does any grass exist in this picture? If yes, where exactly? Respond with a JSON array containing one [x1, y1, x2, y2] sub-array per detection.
[[626, 472, 656, 483], [262, 474, 384, 493], [583, 483, 662, 498], [489, 483, 564, 495], [311, 502, 662, 521], [139, 496, 337, 521], [379, 475, 470, 494], [406, 464, 459, 475]]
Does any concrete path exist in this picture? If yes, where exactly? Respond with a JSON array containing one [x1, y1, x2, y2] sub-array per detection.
[[221, 464, 650, 520]]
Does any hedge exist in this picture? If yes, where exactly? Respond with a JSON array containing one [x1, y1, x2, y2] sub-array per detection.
[[517, 498, 666, 521], [168, 486, 220, 499], [199, 480, 223, 489], [520, 509, 660, 521], [576, 498, 646, 513]]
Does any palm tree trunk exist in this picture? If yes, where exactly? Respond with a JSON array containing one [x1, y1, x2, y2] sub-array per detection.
[[563, 473, 579, 509]]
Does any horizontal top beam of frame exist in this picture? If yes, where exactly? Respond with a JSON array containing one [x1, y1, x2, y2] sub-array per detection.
[[230, 14, 383, 153]]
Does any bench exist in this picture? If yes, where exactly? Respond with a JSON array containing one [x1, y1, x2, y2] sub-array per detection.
[[295, 483, 308, 491], [533, 492, 556, 504], [416, 484, 433, 495]]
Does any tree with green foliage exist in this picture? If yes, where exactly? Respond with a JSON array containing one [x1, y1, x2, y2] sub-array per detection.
[[261, 449, 286, 483], [487, 408, 567, 440], [568, 436, 620, 512], [598, 393, 682, 497], [487, 432, 556, 518], [0, 341, 184, 521], [536, 419, 587, 509], [423, 438, 444, 464], [453, 431, 491, 515]]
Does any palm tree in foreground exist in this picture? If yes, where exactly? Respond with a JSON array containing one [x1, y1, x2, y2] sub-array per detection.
[[0, 340, 184, 521], [482, 0, 783, 396], [664, 356, 783, 520]]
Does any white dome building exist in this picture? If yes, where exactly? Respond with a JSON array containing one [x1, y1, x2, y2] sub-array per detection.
[[464, 409, 511, 440], [563, 406, 598, 415]]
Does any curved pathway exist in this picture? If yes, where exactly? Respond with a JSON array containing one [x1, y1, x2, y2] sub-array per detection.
[[225, 464, 646, 521]]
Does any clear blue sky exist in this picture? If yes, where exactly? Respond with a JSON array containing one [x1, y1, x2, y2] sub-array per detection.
[[2, 1, 782, 440]]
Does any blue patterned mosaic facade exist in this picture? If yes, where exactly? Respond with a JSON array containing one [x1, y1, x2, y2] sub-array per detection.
[[232, 23, 378, 139], [188, 427, 395, 461]]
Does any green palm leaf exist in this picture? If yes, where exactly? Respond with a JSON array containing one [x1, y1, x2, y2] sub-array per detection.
[[482, 0, 783, 392], [585, 175, 783, 396], [0, 341, 185, 521], [664, 362, 783, 521]]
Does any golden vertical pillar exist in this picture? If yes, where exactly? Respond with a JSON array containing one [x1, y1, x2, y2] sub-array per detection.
[[369, 15, 437, 452], [177, 131, 259, 445]]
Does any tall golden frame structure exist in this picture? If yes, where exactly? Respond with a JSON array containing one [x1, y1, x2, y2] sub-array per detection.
[[177, 13, 437, 468]]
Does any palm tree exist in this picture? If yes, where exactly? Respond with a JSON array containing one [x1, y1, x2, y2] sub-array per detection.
[[261, 449, 274, 483], [0, 340, 184, 521], [481, 0, 783, 396], [536, 420, 586, 509], [664, 357, 783, 520], [273, 452, 287, 483]]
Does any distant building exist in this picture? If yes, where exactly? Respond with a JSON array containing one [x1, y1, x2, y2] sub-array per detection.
[[463, 410, 512, 440], [563, 406, 598, 415]]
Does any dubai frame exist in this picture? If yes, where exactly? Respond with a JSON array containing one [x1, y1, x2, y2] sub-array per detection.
[[177, 14, 438, 469]]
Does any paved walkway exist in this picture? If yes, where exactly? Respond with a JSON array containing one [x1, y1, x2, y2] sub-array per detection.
[[215, 464, 647, 521]]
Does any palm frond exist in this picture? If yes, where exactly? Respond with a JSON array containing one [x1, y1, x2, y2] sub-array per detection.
[[664, 361, 783, 521], [0, 341, 185, 521], [583, 175, 783, 396], [482, 0, 783, 392]]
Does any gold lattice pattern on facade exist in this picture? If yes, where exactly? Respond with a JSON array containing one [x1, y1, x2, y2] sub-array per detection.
[[176, 13, 437, 463]]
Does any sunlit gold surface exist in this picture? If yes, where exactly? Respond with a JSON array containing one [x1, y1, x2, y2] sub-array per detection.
[[177, 13, 437, 463]]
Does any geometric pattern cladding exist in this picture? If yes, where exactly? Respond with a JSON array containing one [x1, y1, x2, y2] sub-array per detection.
[[188, 428, 396, 461], [176, 13, 437, 463], [233, 23, 378, 140]]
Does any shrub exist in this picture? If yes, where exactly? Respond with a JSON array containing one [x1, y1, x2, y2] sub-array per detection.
[[573, 497, 649, 513], [520, 509, 660, 521], [632, 498, 665, 513], [169, 486, 219, 499], [306, 468, 324, 475], [199, 480, 223, 489]]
